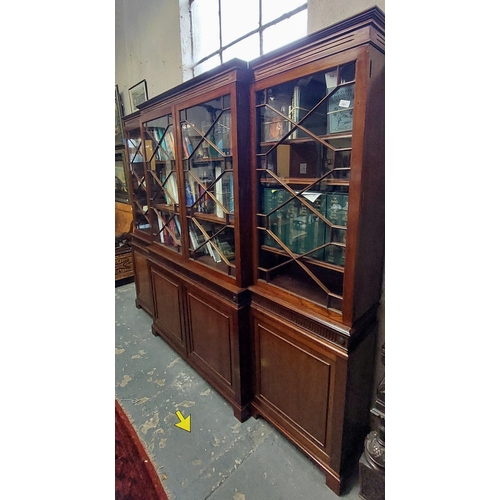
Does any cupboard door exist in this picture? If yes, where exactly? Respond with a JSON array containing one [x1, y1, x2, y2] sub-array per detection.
[[151, 267, 185, 352], [132, 247, 153, 315], [254, 63, 358, 313], [125, 128, 151, 236], [252, 309, 347, 466], [143, 113, 183, 255], [258, 323, 332, 447], [187, 290, 233, 386], [180, 94, 237, 276]]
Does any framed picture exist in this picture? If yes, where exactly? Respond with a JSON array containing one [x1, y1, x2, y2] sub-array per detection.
[[129, 79, 148, 112], [115, 85, 125, 146]]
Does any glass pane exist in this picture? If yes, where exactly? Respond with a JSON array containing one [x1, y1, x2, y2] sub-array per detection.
[[184, 158, 234, 217], [182, 93, 236, 275], [290, 73, 329, 138], [153, 211, 182, 251], [191, 0, 220, 62], [144, 116, 179, 210], [149, 166, 179, 207], [126, 132, 150, 232], [261, 0, 307, 24], [262, 10, 307, 54], [142, 114, 181, 251], [144, 116, 175, 162], [327, 84, 355, 134], [222, 33, 260, 63], [325, 137, 352, 181], [188, 219, 236, 269], [182, 97, 230, 159], [127, 137, 144, 163], [221, 0, 259, 46], [259, 106, 290, 143], [194, 54, 221, 77], [257, 71, 333, 142]]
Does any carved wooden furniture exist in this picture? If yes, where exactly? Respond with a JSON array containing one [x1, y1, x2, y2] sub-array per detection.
[[121, 7, 384, 495], [124, 60, 254, 420], [247, 8, 384, 495]]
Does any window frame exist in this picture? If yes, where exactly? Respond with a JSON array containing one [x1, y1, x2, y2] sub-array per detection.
[[188, 0, 308, 76]]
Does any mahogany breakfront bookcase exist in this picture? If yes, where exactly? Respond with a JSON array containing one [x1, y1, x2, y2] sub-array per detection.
[[122, 8, 384, 495]]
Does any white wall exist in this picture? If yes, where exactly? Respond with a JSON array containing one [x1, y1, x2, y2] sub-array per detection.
[[115, 0, 183, 116], [307, 0, 385, 33]]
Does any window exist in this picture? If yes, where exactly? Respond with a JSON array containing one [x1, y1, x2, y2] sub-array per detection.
[[182, 0, 308, 77]]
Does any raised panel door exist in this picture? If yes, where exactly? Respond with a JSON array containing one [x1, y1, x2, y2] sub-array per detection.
[[132, 246, 153, 315], [151, 267, 185, 352], [187, 291, 233, 385], [253, 313, 342, 452]]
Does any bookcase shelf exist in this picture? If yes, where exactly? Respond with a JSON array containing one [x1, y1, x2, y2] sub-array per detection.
[[121, 8, 384, 497], [187, 212, 234, 225], [259, 176, 350, 186], [259, 132, 353, 147]]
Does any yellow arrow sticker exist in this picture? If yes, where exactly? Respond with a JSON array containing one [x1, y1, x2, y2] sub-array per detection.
[[174, 410, 191, 433]]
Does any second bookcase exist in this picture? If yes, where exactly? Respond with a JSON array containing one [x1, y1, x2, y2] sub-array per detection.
[[128, 60, 254, 421], [248, 8, 385, 495]]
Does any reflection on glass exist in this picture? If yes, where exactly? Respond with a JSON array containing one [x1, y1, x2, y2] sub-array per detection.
[[126, 132, 150, 232], [327, 84, 355, 134], [143, 114, 182, 251], [154, 212, 182, 250], [144, 115, 179, 210], [188, 220, 235, 264]]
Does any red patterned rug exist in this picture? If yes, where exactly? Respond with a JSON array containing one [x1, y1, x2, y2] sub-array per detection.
[[115, 400, 169, 500]]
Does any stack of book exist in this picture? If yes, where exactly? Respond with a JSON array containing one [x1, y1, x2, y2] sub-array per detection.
[[324, 192, 348, 266], [188, 222, 235, 264], [151, 127, 175, 161], [159, 170, 179, 205], [157, 214, 181, 247], [261, 187, 349, 266]]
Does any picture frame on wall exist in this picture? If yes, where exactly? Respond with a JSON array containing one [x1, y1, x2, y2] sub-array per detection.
[[129, 79, 148, 112], [115, 85, 125, 146]]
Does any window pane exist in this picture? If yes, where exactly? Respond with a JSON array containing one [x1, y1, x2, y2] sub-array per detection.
[[263, 10, 307, 54], [221, 0, 259, 46], [191, 0, 220, 62], [194, 54, 221, 77], [222, 33, 260, 63], [261, 0, 307, 24]]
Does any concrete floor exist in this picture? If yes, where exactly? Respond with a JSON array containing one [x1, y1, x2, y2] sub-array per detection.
[[115, 282, 362, 500]]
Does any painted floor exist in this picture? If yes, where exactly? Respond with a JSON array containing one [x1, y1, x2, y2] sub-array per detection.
[[115, 282, 362, 500]]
